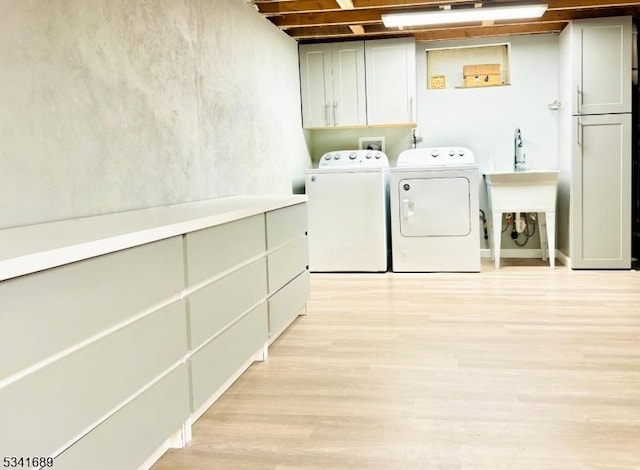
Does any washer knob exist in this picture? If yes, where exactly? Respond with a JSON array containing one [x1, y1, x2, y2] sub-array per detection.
[[458, 149, 465, 156], [324, 154, 332, 160], [448, 149, 455, 156], [431, 149, 440, 157], [334, 153, 341, 160], [366, 153, 372, 159], [349, 152, 357, 160], [375, 154, 381, 159]]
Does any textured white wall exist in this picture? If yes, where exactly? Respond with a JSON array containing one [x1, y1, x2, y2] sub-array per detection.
[[0, 0, 310, 228], [416, 34, 559, 173]]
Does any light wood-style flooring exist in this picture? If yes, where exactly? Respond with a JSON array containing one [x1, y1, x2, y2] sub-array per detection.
[[153, 259, 640, 469]]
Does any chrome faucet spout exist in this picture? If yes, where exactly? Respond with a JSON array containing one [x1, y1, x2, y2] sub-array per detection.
[[514, 127, 525, 171]]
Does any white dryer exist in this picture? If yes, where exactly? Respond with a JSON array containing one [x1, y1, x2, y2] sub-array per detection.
[[306, 150, 389, 272], [390, 147, 480, 272]]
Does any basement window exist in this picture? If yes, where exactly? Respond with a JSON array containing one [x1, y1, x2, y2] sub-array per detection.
[[426, 43, 511, 90]]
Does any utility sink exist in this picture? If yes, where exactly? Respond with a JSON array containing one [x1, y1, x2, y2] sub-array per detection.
[[483, 170, 560, 269]]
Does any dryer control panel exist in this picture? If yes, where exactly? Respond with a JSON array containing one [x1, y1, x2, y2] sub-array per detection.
[[318, 150, 389, 169], [397, 147, 475, 167]]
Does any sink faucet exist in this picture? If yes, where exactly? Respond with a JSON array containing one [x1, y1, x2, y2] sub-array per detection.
[[514, 127, 525, 171]]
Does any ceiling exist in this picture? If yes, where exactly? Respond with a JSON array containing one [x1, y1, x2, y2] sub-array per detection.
[[249, 0, 640, 42]]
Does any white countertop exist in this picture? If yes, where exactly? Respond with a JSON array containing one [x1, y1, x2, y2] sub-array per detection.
[[0, 195, 307, 282]]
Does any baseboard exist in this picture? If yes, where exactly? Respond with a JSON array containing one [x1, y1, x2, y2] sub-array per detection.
[[481, 248, 570, 268], [555, 250, 570, 267], [481, 248, 545, 258]]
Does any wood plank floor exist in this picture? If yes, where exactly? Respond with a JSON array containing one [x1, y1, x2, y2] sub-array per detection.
[[153, 259, 640, 469]]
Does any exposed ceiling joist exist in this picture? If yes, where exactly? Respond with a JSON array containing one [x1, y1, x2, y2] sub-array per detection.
[[252, 0, 640, 42], [273, 6, 640, 29]]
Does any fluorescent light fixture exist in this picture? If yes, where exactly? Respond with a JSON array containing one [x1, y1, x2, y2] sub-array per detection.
[[382, 4, 547, 28]]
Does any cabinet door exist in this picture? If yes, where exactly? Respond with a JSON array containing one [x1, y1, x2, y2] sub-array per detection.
[[299, 44, 333, 128], [330, 42, 366, 127], [573, 16, 632, 115], [572, 114, 631, 268], [365, 38, 416, 126]]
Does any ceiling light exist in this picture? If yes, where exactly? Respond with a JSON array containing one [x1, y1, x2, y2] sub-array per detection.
[[381, 4, 548, 28]]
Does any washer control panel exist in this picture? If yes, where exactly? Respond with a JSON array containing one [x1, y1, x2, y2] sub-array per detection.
[[397, 147, 475, 167], [318, 150, 389, 168]]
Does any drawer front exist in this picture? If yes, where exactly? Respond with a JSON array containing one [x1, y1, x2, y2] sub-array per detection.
[[190, 303, 268, 411], [186, 214, 266, 286], [266, 203, 308, 249], [189, 257, 268, 350], [53, 365, 190, 470], [268, 270, 310, 337], [0, 301, 187, 457], [0, 236, 184, 380], [267, 236, 308, 294]]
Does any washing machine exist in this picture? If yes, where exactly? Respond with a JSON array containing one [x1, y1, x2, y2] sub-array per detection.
[[306, 150, 389, 272], [390, 147, 481, 272]]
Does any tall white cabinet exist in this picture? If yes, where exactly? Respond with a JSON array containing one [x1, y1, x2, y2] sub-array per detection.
[[299, 37, 416, 129], [558, 16, 632, 269]]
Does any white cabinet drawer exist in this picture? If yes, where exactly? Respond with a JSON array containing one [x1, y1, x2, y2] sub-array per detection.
[[0, 236, 184, 380], [189, 257, 267, 350], [52, 365, 190, 470], [267, 236, 308, 294], [190, 303, 268, 411], [186, 214, 266, 286], [0, 301, 187, 457], [266, 203, 308, 249], [268, 270, 309, 338]]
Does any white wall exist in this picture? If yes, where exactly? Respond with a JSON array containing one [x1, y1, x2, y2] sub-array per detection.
[[308, 127, 413, 163], [0, 0, 311, 229], [416, 34, 560, 249]]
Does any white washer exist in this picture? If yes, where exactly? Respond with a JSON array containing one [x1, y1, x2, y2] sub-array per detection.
[[390, 147, 481, 272], [306, 150, 389, 272]]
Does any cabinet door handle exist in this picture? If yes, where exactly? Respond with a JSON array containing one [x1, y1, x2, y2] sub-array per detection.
[[576, 86, 582, 114], [409, 97, 414, 122], [577, 119, 582, 146], [325, 104, 330, 127], [333, 102, 338, 126]]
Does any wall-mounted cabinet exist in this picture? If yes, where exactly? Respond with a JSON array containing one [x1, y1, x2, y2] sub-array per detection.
[[365, 38, 416, 126], [426, 44, 510, 90], [299, 38, 416, 129], [299, 42, 367, 128]]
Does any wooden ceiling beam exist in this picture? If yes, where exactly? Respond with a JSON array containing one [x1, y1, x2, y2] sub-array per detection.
[[257, 0, 640, 16], [291, 20, 568, 40], [256, 0, 469, 15], [414, 21, 568, 40], [272, 5, 640, 28], [548, 0, 640, 8]]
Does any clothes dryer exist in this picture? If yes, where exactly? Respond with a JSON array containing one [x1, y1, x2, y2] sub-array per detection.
[[390, 147, 480, 272]]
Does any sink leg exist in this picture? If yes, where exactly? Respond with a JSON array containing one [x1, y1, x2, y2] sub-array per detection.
[[538, 212, 548, 261], [488, 211, 495, 261], [492, 211, 502, 269], [546, 211, 556, 268]]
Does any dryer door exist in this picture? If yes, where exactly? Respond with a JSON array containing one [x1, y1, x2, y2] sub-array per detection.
[[398, 177, 471, 236]]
